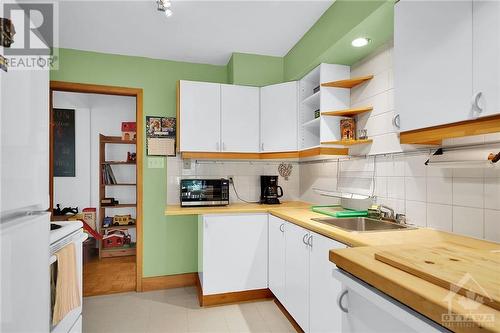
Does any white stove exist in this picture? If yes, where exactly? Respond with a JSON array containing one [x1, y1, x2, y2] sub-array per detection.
[[49, 221, 86, 333]]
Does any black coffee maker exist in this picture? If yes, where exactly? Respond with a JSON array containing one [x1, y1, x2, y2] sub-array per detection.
[[260, 176, 283, 204]]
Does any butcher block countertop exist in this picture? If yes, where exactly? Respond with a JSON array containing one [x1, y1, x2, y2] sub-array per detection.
[[330, 244, 500, 333], [166, 202, 500, 332], [164, 201, 311, 215]]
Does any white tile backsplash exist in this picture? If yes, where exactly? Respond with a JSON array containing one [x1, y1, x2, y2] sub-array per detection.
[[484, 210, 500, 243], [405, 177, 426, 202], [427, 204, 453, 232], [406, 200, 427, 227], [452, 177, 484, 208], [484, 178, 500, 210], [427, 177, 452, 205], [452, 206, 484, 239]]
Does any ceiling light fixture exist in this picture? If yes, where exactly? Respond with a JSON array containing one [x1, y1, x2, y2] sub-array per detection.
[[351, 37, 371, 48], [157, 0, 173, 17]]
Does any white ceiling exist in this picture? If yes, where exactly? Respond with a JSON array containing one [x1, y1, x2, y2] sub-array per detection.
[[58, 0, 334, 65]]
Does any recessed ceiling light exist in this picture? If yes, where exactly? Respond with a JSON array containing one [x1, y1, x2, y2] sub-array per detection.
[[352, 37, 371, 48]]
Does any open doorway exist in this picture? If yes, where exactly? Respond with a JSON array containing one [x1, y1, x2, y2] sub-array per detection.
[[49, 82, 143, 295]]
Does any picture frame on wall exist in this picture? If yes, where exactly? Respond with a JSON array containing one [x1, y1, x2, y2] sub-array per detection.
[[146, 116, 176, 156]]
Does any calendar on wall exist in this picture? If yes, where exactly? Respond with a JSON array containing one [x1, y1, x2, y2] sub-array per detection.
[[146, 116, 176, 156]]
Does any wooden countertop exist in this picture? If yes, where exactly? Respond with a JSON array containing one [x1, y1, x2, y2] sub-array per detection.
[[164, 201, 311, 216], [330, 245, 500, 333]]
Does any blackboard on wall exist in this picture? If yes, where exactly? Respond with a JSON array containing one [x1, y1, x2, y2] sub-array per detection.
[[53, 108, 75, 177]]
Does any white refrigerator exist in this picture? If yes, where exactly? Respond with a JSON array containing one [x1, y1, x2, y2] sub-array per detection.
[[0, 49, 51, 332]]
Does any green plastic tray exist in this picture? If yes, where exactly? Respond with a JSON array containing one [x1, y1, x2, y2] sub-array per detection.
[[311, 205, 368, 218]]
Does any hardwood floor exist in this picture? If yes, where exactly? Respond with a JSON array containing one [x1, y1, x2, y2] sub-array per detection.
[[83, 255, 136, 297]]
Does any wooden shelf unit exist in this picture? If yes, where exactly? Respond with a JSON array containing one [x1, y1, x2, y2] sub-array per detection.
[[321, 75, 373, 89], [321, 139, 373, 146], [322, 106, 373, 117], [99, 134, 137, 258]]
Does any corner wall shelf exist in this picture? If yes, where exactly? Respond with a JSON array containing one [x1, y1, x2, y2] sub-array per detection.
[[321, 75, 373, 89], [302, 117, 320, 128], [322, 106, 373, 117], [321, 139, 373, 146]]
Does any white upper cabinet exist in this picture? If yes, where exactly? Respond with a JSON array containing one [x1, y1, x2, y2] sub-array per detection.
[[221, 84, 260, 152], [180, 80, 221, 152], [473, 0, 500, 117], [395, 0, 473, 132], [260, 81, 298, 152]]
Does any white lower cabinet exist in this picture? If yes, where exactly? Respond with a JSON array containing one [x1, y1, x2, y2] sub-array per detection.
[[269, 215, 347, 333], [201, 214, 268, 295], [268, 215, 286, 303], [309, 232, 346, 333], [334, 270, 449, 333], [284, 222, 310, 331]]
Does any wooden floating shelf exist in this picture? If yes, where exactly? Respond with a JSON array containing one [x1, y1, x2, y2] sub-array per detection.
[[101, 204, 137, 208], [100, 183, 136, 187], [321, 75, 374, 89], [101, 161, 136, 165], [321, 139, 373, 146], [100, 135, 136, 145], [322, 106, 373, 117]]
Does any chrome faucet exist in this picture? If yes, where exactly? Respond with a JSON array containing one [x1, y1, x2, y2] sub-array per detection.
[[379, 205, 395, 220]]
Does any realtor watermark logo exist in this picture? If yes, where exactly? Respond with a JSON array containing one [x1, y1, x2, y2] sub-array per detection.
[[441, 273, 495, 329], [2, 1, 58, 70]]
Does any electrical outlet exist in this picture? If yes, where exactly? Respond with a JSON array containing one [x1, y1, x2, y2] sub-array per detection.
[[183, 159, 192, 169], [228, 176, 234, 184], [147, 157, 164, 169]]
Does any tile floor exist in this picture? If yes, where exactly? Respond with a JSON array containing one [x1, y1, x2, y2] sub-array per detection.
[[83, 287, 296, 333]]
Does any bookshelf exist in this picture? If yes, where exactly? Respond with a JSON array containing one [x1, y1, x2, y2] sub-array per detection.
[[98, 134, 137, 258]]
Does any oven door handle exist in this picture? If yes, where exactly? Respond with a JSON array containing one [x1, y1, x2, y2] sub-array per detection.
[[49, 233, 89, 264]]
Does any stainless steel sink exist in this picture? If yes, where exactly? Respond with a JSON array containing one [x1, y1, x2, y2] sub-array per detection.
[[310, 217, 416, 232]]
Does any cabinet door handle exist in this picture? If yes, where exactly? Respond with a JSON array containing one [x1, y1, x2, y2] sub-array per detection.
[[302, 233, 309, 245], [472, 92, 483, 114], [261, 143, 264, 151], [307, 235, 313, 247], [279, 223, 285, 233], [337, 289, 349, 313], [393, 114, 400, 129]]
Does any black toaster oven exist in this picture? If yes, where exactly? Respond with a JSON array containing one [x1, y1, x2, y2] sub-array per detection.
[[180, 178, 230, 207]]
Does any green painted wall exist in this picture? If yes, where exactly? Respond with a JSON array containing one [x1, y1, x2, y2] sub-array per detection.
[[50, 48, 227, 277], [284, 0, 389, 80], [229, 53, 284, 86]]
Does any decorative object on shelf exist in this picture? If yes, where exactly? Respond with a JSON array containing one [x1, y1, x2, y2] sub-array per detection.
[[340, 118, 356, 141], [357, 129, 368, 140], [127, 152, 136, 163], [146, 116, 176, 156], [100, 197, 119, 206], [121, 122, 137, 141], [278, 163, 293, 181], [314, 109, 320, 119], [53, 204, 79, 216], [112, 214, 135, 226], [0, 55, 7, 72], [53, 109, 76, 177], [102, 230, 131, 248], [0, 18, 15, 47], [156, 0, 173, 17], [488, 152, 500, 163], [102, 216, 113, 228]]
